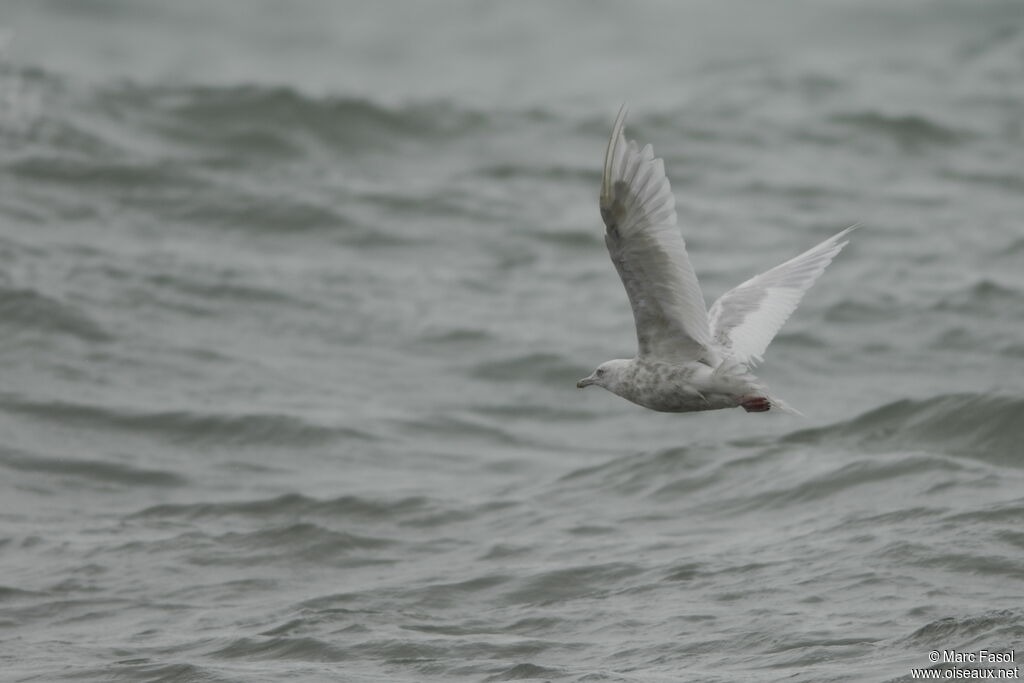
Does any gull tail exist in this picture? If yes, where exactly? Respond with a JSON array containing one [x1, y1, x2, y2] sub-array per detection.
[[767, 394, 804, 417], [713, 361, 803, 416]]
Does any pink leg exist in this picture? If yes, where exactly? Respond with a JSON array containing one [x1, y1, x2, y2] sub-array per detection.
[[741, 396, 771, 413]]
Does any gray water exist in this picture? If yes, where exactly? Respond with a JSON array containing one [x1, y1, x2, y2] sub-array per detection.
[[2, 1, 1024, 681]]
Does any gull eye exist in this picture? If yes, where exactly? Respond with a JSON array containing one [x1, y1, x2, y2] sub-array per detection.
[[596, 368, 606, 377]]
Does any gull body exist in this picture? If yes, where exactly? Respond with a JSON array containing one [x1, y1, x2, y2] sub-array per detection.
[[577, 105, 857, 415], [577, 357, 761, 413]]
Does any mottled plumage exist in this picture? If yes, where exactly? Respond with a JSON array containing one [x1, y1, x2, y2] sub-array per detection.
[[577, 105, 857, 414]]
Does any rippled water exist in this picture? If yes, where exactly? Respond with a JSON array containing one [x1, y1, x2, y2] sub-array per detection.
[[2, 1, 1023, 681]]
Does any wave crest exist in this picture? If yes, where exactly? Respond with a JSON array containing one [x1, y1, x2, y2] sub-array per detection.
[[783, 393, 1024, 464]]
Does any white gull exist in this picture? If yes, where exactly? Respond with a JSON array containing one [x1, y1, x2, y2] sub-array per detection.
[[576, 105, 857, 415]]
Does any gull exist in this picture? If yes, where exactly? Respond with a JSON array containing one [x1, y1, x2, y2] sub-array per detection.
[[576, 105, 857, 414]]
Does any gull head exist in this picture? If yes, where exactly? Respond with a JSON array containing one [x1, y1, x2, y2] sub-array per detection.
[[577, 359, 631, 391]]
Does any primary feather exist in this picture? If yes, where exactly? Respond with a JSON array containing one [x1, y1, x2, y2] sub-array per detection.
[[707, 225, 859, 366], [599, 104, 712, 362]]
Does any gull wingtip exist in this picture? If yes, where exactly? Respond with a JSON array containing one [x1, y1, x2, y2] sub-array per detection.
[[836, 222, 863, 248], [841, 222, 863, 237], [602, 103, 631, 206]]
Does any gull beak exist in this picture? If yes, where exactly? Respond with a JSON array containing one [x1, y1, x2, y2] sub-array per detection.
[[577, 375, 596, 389]]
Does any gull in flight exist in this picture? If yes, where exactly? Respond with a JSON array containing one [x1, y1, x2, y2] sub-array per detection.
[[577, 105, 857, 415]]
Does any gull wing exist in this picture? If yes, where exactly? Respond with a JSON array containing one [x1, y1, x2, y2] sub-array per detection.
[[707, 225, 858, 366], [600, 105, 712, 361]]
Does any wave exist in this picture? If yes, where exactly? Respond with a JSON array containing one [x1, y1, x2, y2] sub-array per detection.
[[939, 167, 1024, 193], [469, 352, 589, 387], [877, 540, 1024, 580], [209, 635, 350, 661], [0, 286, 111, 342], [58, 77, 490, 165], [470, 403, 595, 422], [4, 151, 356, 234], [130, 493, 524, 548], [210, 632, 560, 669], [0, 395, 367, 447], [484, 663, 566, 682], [139, 270, 305, 309], [164, 187, 352, 234], [900, 609, 1023, 649], [129, 492, 429, 526], [416, 327, 494, 345], [67, 662, 225, 683], [476, 162, 597, 184], [0, 447, 186, 487], [0, 585, 47, 602], [830, 111, 969, 148], [558, 445, 718, 498], [3, 65, 492, 152], [392, 413, 532, 447], [124, 523, 398, 569], [146, 85, 488, 152], [782, 393, 1024, 464], [931, 278, 1024, 316], [499, 562, 645, 606]]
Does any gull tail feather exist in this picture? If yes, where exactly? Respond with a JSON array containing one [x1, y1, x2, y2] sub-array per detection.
[[712, 360, 802, 415], [767, 394, 804, 417]]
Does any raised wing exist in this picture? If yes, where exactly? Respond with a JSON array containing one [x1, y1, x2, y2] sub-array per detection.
[[599, 105, 712, 361], [707, 225, 858, 365]]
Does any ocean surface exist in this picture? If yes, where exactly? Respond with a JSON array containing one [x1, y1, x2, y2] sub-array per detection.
[[2, 1, 1023, 681]]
